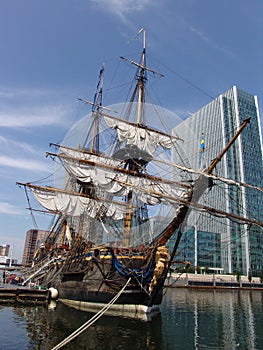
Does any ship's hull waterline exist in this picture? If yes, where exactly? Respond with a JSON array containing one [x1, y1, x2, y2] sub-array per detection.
[[44, 246, 168, 318], [59, 297, 161, 320]]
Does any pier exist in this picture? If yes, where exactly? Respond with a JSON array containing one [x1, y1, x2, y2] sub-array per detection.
[[166, 272, 263, 290], [0, 284, 51, 304]]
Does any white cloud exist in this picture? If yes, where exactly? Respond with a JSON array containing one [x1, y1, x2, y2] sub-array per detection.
[[0, 136, 52, 170], [90, 0, 153, 23], [0, 86, 75, 129], [0, 202, 24, 215], [0, 105, 68, 128], [190, 25, 235, 58], [0, 136, 36, 155], [0, 87, 67, 175], [0, 87, 53, 99], [0, 155, 52, 173]]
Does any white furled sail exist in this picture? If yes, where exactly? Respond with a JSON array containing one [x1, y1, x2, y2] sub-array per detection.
[[30, 186, 127, 220], [103, 115, 177, 156], [58, 149, 185, 205], [60, 147, 123, 168]]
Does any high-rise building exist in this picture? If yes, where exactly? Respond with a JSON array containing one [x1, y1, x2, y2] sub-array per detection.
[[22, 229, 49, 266], [172, 86, 263, 276]]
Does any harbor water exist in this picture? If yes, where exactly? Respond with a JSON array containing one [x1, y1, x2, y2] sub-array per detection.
[[0, 288, 263, 349]]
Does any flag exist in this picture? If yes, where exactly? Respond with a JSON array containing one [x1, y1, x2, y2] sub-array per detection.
[[200, 133, 205, 152], [199, 133, 205, 167]]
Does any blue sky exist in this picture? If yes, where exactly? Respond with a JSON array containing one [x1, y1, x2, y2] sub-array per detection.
[[0, 0, 262, 262]]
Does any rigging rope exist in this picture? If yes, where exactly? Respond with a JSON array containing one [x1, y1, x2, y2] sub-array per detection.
[[51, 277, 131, 350], [24, 186, 38, 229]]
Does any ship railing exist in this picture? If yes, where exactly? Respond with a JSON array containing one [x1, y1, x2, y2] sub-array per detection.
[[21, 257, 55, 286]]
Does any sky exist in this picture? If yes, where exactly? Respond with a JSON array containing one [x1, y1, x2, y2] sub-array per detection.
[[0, 0, 262, 263]]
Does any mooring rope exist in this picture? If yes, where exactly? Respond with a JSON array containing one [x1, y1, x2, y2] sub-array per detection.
[[51, 277, 131, 350]]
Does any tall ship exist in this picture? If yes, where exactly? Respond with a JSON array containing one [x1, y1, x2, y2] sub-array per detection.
[[17, 30, 263, 318]]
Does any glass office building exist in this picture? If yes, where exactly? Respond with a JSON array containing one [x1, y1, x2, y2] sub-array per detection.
[[172, 86, 263, 275]]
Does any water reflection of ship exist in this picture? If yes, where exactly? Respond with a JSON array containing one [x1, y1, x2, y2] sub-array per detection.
[[162, 289, 262, 349], [12, 302, 163, 349], [3, 290, 263, 349]]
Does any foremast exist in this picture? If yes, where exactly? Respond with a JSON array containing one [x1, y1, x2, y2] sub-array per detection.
[[78, 65, 105, 152]]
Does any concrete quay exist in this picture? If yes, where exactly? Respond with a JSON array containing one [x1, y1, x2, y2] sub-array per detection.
[[166, 273, 263, 290]]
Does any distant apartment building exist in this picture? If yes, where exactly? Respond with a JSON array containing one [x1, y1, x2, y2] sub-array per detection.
[[0, 244, 18, 266], [0, 244, 10, 257], [22, 229, 49, 266], [172, 86, 263, 276]]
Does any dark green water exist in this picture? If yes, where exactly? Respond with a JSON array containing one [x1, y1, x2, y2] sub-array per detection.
[[0, 288, 262, 349]]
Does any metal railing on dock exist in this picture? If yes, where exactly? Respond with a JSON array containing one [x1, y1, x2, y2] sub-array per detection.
[[166, 273, 263, 289]]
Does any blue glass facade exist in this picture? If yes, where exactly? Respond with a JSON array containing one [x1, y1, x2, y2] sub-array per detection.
[[169, 226, 222, 270], [172, 86, 263, 275]]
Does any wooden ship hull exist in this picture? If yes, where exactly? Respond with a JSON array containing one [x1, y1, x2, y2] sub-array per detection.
[[40, 245, 168, 317]]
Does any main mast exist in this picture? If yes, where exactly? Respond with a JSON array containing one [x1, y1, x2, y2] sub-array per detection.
[[124, 29, 147, 246], [122, 28, 152, 246], [120, 29, 165, 246], [137, 29, 146, 124]]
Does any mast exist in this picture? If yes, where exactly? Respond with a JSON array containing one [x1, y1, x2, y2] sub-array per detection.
[[207, 117, 250, 174], [123, 28, 148, 246], [119, 28, 164, 246], [137, 29, 146, 124], [120, 29, 163, 125], [81, 65, 105, 151], [190, 117, 251, 202]]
